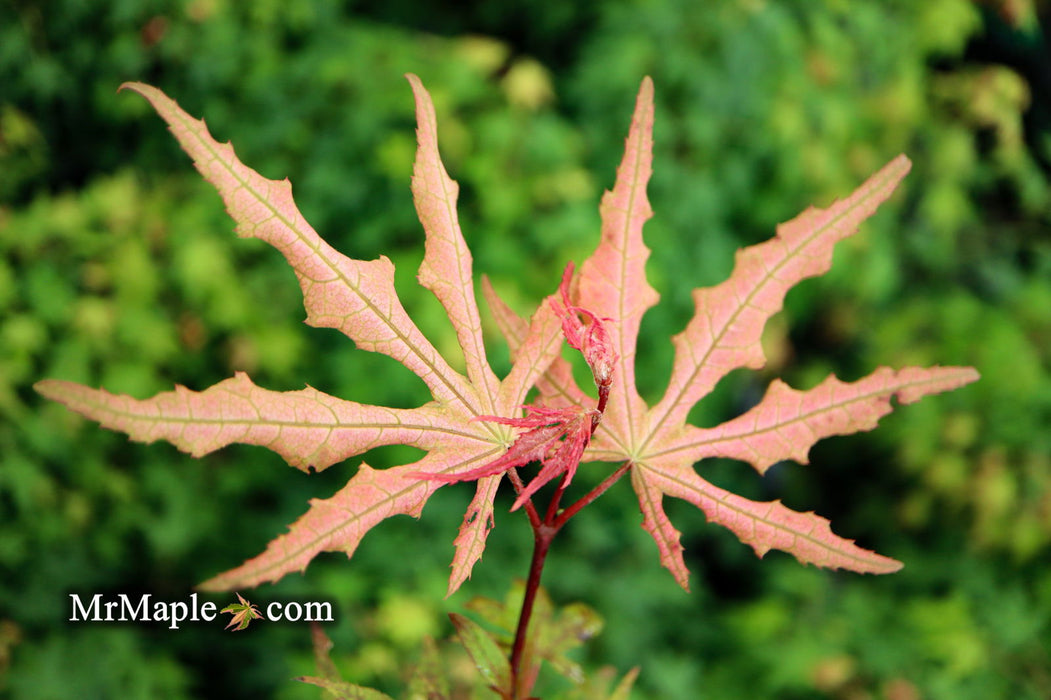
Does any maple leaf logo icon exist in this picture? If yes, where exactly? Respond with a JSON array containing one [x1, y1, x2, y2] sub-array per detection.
[[221, 593, 262, 631]]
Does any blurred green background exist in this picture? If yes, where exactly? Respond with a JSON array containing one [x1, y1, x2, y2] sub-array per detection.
[[3, 0, 1050, 697]]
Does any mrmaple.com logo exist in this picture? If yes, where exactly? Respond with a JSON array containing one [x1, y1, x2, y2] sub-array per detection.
[[69, 592, 333, 630]]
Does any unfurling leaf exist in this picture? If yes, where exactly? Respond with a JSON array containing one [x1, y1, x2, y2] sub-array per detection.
[[413, 261, 611, 509], [551, 262, 617, 416], [415, 403, 596, 511]]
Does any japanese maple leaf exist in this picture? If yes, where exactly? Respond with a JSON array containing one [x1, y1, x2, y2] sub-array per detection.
[[34, 75, 980, 598], [34, 75, 568, 595], [484, 78, 980, 588], [221, 593, 262, 631]]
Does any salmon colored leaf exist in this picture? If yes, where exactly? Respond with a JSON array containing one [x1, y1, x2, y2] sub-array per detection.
[[488, 78, 980, 587], [35, 75, 566, 595]]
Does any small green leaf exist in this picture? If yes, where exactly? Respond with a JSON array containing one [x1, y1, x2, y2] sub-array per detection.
[[449, 613, 511, 695], [405, 637, 451, 699], [540, 602, 604, 683]]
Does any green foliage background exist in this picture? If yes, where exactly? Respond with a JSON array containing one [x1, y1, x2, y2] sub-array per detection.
[[3, 0, 1050, 697]]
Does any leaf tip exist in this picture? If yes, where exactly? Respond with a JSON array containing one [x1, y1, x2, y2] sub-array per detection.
[[880, 153, 913, 193], [117, 81, 155, 101], [405, 74, 423, 102], [32, 378, 58, 398], [32, 378, 84, 408], [852, 552, 904, 575]]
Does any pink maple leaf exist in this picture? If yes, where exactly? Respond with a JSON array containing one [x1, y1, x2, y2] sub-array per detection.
[[34, 75, 979, 597], [484, 78, 980, 588]]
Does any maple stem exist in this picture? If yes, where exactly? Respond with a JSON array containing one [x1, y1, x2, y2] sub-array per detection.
[[510, 519, 555, 699], [508, 462, 629, 697], [508, 338, 623, 696], [506, 467, 542, 530], [556, 461, 632, 528]]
